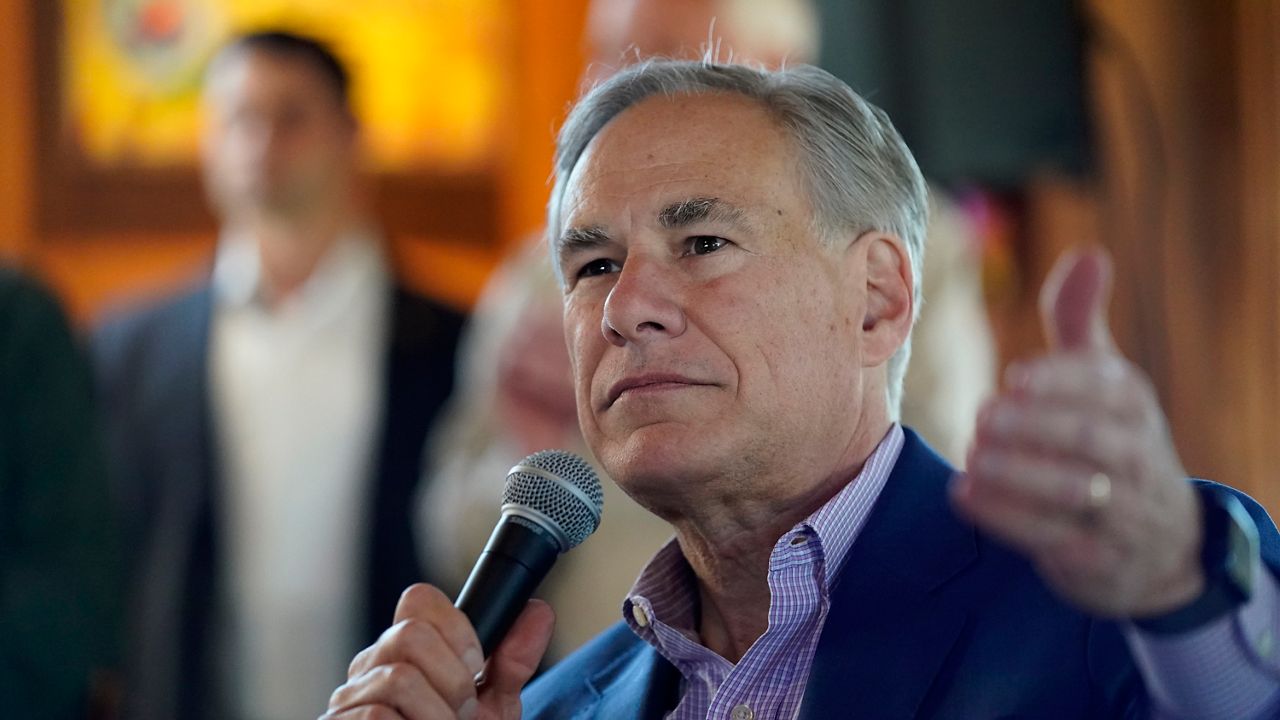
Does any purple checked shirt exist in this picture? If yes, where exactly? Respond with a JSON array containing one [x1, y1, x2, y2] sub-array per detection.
[[621, 424, 1280, 720]]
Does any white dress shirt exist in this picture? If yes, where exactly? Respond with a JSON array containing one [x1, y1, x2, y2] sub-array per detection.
[[208, 229, 390, 720]]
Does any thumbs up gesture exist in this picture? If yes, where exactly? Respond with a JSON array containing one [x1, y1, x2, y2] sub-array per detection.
[[952, 248, 1206, 618]]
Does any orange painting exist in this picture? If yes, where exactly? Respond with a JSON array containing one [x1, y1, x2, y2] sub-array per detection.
[[62, 0, 510, 171]]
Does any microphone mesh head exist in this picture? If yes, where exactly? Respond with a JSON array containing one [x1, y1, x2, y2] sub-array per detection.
[[503, 450, 604, 549]]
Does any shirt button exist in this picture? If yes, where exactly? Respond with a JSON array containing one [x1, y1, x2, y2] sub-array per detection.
[[731, 703, 754, 720], [631, 603, 651, 628], [1257, 628, 1274, 659]]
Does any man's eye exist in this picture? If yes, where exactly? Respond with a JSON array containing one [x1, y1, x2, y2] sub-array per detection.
[[576, 258, 620, 279], [688, 236, 729, 256]]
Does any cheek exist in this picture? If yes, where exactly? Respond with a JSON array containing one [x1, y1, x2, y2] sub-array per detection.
[[562, 305, 600, 401], [739, 281, 855, 401]]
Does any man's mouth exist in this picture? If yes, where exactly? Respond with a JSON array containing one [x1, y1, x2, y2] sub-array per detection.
[[606, 373, 707, 407]]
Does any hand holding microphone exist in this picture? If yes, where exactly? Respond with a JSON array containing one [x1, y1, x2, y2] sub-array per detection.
[[323, 451, 603, 720]]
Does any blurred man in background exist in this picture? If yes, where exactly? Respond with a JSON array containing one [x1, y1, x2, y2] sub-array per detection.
[[92, 31, 463, 720]]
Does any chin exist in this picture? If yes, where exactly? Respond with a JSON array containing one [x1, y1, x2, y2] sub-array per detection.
[[598, 425, 716, 491]]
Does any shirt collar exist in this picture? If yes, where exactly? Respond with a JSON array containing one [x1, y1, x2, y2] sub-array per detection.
[[804, 423, 905, 584], [622, 423, 906, 639], [211, 225, 388, 315], [211, 230, 263, 308]]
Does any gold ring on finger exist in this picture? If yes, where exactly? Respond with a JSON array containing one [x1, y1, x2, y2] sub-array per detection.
[[1086, 472, 1112, 511]]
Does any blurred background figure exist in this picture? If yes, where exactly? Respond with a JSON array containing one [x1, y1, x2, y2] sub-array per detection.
[[0, 267, 121, 720], [901, 195, 995, 465], [91, 32, 463, 720], [418, 0, 992, 661], [581, 0, 819, 81]]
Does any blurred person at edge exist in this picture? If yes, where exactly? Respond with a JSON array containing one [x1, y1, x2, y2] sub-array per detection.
[[0, 267, 122, 720], [91, 31, 464, 720], [419, 0, 992, 663], [333, 60, 1280, 719]]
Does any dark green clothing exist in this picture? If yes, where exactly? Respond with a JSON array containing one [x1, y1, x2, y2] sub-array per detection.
[[0, 268, 121, 718]]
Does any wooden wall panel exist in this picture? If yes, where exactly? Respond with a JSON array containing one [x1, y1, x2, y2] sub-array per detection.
[[0, 0, 35, 261], [1232, 0, 1280, 512], [1080, 0, 1280, 511], [499, 0, 591, 245]]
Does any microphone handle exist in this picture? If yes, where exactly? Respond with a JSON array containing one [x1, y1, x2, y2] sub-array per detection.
[[455, 516, 560, 657]]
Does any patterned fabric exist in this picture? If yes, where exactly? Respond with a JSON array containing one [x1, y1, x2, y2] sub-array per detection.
[[1128, 552, 1280, 720], [622, 426, 904, 720]]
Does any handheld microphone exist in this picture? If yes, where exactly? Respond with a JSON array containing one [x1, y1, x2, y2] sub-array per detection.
[[454, 450, 603, 657]]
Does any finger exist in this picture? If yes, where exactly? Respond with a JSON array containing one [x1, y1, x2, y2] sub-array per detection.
[[478, 599, 555, 710], [1039, 246, 1115, 354], [347, 644, 376, 680], [951, 468, 1083, 557], [976, 400, 1139, 477], [966, 444, 1105, 515], [348, 618, 479, 712], [328, 663, 456, 720], [954, 472, 1138, 616], [320, 705, 406, 720], [1038, 534, 1125, 598], [392, 584, 485, 677], [1003, 356, 1150, 424]]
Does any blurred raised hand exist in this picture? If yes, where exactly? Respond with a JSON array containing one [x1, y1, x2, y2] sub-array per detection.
[[952, 248, 1204, 618]]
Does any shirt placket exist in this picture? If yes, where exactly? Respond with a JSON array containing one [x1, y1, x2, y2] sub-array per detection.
[[703, 530, 827, 720]]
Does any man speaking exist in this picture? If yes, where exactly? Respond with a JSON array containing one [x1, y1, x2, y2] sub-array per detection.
[[323, 60, 1280, 719]]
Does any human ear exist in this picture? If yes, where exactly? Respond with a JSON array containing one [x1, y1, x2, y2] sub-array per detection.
[[854, 231, 914, 367]]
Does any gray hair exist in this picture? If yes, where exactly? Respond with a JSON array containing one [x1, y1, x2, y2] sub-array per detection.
[[548, 59, 928, 418]]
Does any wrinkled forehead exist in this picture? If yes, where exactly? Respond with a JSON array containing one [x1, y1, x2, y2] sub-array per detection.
[[554, 92, 799, 236]]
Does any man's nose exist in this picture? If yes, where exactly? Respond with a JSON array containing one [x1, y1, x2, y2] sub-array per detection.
[[238, 115, 288, 157], [601, 255, 687, 347]]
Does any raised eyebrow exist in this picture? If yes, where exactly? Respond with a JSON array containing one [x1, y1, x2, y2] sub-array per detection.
[[657, 197, 751, 231]]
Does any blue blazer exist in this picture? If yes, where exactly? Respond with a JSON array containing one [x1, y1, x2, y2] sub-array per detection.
[[522, 428, 1280, 719]]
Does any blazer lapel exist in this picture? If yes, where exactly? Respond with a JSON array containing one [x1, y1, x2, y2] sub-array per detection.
[[129, 286, 220, 718], [364, 288, 463, 640], [799, 429, 977, 720], [173, 288, 221, 714]]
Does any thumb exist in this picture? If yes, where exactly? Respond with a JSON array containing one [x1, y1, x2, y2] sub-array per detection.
[[477, 599, 555, 714], [1039, 246, 1115, 354]]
